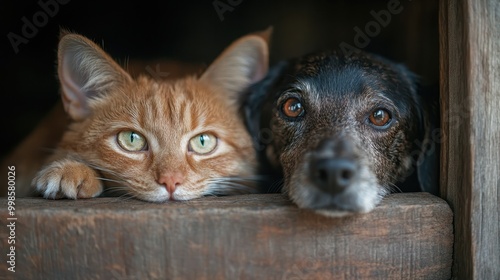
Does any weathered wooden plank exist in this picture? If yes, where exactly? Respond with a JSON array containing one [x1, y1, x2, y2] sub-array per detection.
[[439, 0, 500, 279], [0, 193, 452, 279]]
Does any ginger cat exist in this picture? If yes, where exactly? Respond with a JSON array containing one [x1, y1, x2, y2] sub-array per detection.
[[31, 30, 269, 202]]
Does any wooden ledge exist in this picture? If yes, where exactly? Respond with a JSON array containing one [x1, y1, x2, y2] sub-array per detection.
[[1, 193, 452, 279]]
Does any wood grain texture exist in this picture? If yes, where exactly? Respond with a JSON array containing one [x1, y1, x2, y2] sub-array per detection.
[[0, 193, 452, 279], [439, 0, 500, 279]]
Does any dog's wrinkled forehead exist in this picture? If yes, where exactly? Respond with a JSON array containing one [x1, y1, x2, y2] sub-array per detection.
[[282, 51, 417, 108]]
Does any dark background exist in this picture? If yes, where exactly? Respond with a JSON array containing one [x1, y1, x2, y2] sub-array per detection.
[[0, 0, 438, 160]]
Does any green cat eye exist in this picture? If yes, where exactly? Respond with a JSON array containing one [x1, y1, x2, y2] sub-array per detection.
[[188, 133, 217, 155], [117, 131, 147, 152]]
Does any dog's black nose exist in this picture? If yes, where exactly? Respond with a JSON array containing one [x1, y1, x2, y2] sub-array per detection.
[[310, 139, 357, 194], [312, 158, 357, 194]]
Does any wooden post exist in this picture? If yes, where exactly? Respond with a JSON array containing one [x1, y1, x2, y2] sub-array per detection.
[[439, 0, 500, 278], [1, 193, 452, 279]]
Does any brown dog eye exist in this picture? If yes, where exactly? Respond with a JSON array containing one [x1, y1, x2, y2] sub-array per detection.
[[282, 98, 304, 118], [369, 109, 391, 126]]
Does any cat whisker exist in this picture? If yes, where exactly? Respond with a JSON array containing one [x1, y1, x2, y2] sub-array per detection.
[[103, 185, 128, 192], [100, 183, 135, 199], [202, 192, 222, 198], [86, 164, 133, 188], [205, 179, 258, 196], [210, 174, 282, 192], [386, 182, 403, 193], [102, 189, 128, 197], [115, 194, 138, 202], [266, 177, 284, 193], [97, 177, 124, 184], [103, 187, 139, 203], [209, 175, 270, 183], [209, 182, 252, 190], [382, 172, 404, 193], [87, 163, 123, 178], [206, 179, 254, 188], [215, 175, 282, 194]]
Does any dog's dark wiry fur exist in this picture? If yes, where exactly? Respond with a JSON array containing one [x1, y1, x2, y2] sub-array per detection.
[[245, 50, 438, 216]]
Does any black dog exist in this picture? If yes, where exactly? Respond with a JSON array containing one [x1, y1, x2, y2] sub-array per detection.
[[245, 50, 438, 216]]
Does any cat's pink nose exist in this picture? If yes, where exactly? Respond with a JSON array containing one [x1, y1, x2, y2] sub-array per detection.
[[157, 173, 184, 194]]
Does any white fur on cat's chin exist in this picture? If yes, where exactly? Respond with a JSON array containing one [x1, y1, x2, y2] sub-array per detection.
[[171, 188, 202, 201], [137, 187, 169, 202], [136, 186, 202, 202]]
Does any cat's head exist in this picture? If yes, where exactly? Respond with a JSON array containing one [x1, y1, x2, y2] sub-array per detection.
[[56, 29, 270, 201]]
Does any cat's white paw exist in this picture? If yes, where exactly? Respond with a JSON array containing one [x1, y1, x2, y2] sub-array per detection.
[[32, 159, 103, 199]]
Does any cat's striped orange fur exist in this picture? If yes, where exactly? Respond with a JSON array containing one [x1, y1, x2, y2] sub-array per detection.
[[32, 29, 270, 201]]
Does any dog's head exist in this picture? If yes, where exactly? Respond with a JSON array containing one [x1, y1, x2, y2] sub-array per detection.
[[245, 50, 437, 216]]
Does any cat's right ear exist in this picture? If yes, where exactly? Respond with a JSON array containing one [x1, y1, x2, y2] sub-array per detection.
[[200, 27, 272, 104], [57, 31, 132, 121]]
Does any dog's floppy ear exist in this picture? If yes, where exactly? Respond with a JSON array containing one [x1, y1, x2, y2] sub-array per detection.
[[200, 27, 272, 105], [392, 62, 439, 195], [243, 60, 289, 149], [401, 65, 440, 195], [57, 31, 132, 121], [415, 83, 440, 195]]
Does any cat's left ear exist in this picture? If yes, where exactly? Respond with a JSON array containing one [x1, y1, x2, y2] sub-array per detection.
[[57, 30, 133, 121], [200, 27, 272, 102]]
